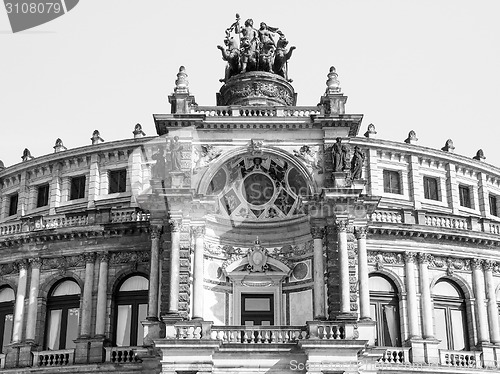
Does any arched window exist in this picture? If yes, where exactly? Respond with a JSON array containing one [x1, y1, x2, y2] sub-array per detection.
[[0, 287, 14, 353], [113, 275, 148, 347], [369, 274, 401, 347], [433, 279, 469, 351], [45, 279, 81, 350]]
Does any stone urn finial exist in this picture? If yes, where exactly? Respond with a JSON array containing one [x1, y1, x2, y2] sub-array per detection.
[[91, 130, 104, 145], [441, 139, 455, 152], [53, 138, 67, 153], [325, 66, 341, 94], [21, 148, 34, 162], [473, 149, 485, 161], [364, 123, 377, 138], [0, 159, 5, 171], [174, 66, 189, 94], [133, 123, 146, 138], [404, 130, 418, 144]]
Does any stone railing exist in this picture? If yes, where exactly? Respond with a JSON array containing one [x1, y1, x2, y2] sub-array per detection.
[[211, 325, 307, 343], [104, 346, 141, 363], [489, 222, 500, 235], [439, 350, 481, 368], [0, 353, 5, 369], [371, 210, 403, 224], [110, 208, 150, 223], [425, 214, 468, 230], [192, 106, 321, 118], [0, 220, 22, 236], [37, 213, 89, 229], [32, 349, 75, 367], [377, 347, 411, 364], [171, 321, 355, 343]]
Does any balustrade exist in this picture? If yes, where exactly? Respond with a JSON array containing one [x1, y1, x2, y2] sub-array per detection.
[[32, 349, 74, 367], [439, 350, 481, 368], [377, 347, 410, 364], [104, 347, 141, 363]]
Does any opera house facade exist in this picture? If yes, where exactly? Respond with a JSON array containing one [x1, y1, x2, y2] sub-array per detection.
[[1, 16, 500, 374]]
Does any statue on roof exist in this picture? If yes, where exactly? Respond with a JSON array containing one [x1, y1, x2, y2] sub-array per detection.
[[217, 14, 296, 81]]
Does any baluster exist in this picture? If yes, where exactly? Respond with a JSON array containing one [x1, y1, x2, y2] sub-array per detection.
[[243, 330, 250, 343], [255, 329, 262, 343]]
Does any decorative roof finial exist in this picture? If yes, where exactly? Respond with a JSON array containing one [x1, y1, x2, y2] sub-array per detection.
[[255, 236, 260, 245], [133, 123, 146, 138], [91, 130, 104, 145], [21, 148, 34, 162], [364, 123, 377, 138], [0, 160, 5, 171], [325, 66, 341, 94], [473, 149, 485, 161], [174, 66, 189, 94], [404, 130, 418, 145], [441, 139, 455, 152], [53, 138, 67, 153]]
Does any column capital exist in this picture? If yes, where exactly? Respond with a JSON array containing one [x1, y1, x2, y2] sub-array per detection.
[[310, 227, 325, 239], [336, 219, 349, 232], [483, 260, 495, 272], [83, 252, 96, 264], [150, 224, 163, 239], [168, 219, 182, 232], [354, 226, 368, 239], [403, 251, 416, 264], [471, 258, 484, 270], [417, 252, 433, 265], [98, 252, 110, 263], [29, 257, 43, 269], [14, 259, 29, 271], [191, 226, 205, 238]]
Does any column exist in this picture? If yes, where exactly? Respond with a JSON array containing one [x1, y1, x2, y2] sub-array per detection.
[[95, 253, 109, 336], [355, 227, 370, 320], [472, 259, 490, 343], [168, 219, 181, 314], [25, 258, 42, 342], [337, 220, 350, 314], [404, 252, 420, 339], [147, 224, 162, 320], [12, 260, 28, 343], [311, 227, 326, 319], [192, 226, 205, 320], [418, 253, 434, 339], [483, 261, 500, 344], [80, 252, 95, 338]]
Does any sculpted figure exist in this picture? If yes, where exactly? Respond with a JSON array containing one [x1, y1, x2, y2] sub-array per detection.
[[152, 146, 166, 180], [350, 146, 365, 179], [332, 137, 347, 172], [258, 22, 279, 49], [217, 37, 240, 82], [169, 136, 183, 172], [273, 35, 295, 80], [238, 19, 259, 72]]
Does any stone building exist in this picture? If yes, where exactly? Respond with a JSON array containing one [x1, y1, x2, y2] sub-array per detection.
[[1, 16, 500, 374]]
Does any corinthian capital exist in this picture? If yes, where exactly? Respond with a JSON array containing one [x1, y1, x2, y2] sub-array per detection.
[[483, 260, 495, 271], [417, 252, 433, 265], [310, 227, 325, 239], [150, 224, 162, 239], [471, 258, 483, 270], [191, 226, 205, 238], [403, 251, 416, 264], [336, 220, 349, 232], [169, 219, 181, 232], [83, 252, 96, 263], [354, 226, 367, 239], [14, 259, 29, 271], [29, 257, 43, 268]]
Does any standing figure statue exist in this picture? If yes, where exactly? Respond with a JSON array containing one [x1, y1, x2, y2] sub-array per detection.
[[332, 137, 348, 172], [350, 146, 365, 179], [169, 136, 183, 172], [273, 35, 295, 80], [217, 36, 240, 82], [152, 146, 166, 180], [237, 19, 259, 73]]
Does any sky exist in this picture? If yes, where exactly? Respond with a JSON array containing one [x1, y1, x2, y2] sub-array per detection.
[[1, 1, 500, 169]]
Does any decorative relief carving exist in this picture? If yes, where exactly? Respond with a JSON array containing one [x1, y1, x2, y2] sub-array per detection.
[[483, 260, 495, 271], [293, 145, 323, 174], [403, 251, 416, 263], [417, 252, 433, 265], [192, 145, 222, 173], [109, 251, 150, 265], [169, 219, 182, 232], [0, 263, 16, 275], [367, 251, 404, 270], [191, 226, 206, 238], [470, 258, 483, 270]]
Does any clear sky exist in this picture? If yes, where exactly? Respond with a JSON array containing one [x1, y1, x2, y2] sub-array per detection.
[[1, 1, 499, 169]]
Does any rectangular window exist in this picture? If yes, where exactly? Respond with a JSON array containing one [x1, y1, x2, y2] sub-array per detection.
[[36, 184, 50, 208], [423, 176, 439, 201], [490, 194, 498, 217], [383, 170, 402, 194], [70, 176, 86, 200], [8, 194, 18, 216], [459, 185, 471, 208], [109, 169, 127, 194]]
